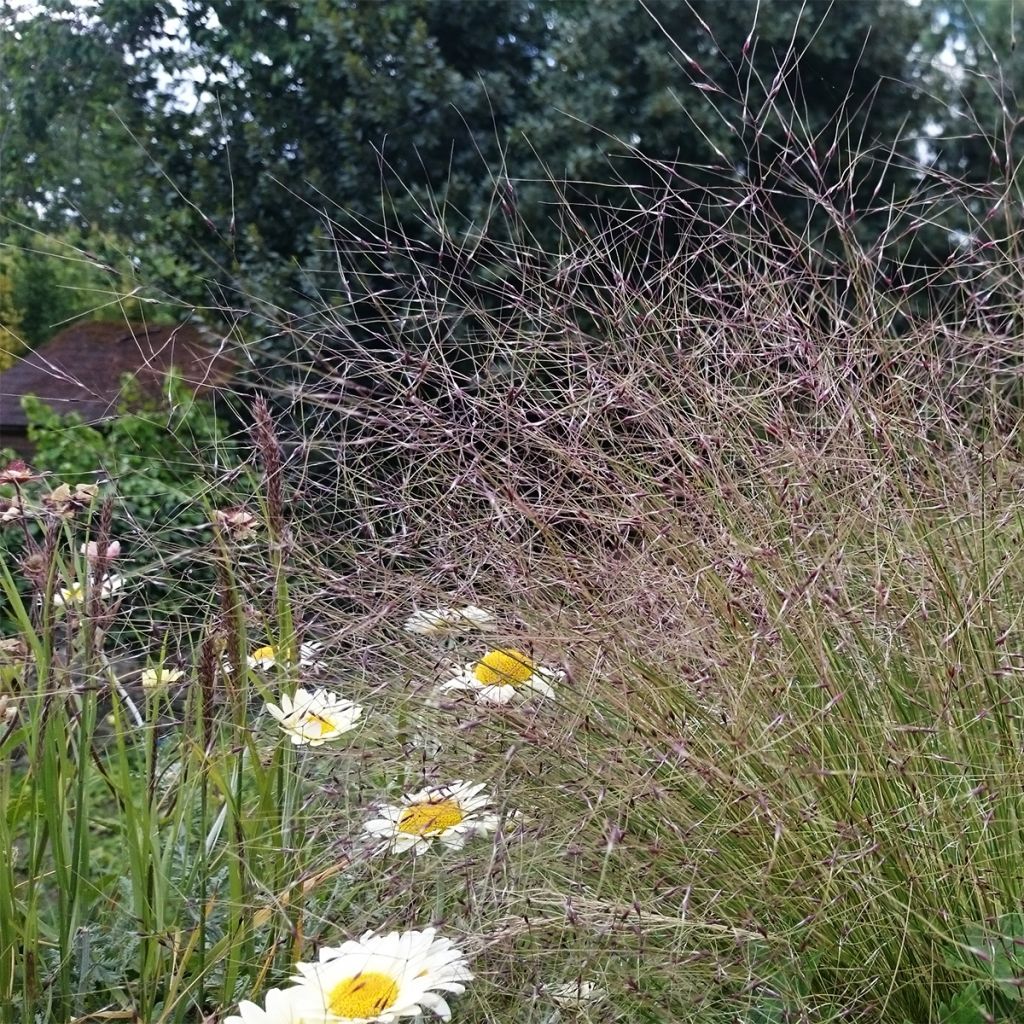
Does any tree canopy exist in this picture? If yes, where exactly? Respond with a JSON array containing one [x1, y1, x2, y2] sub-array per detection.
[[1, 0, 1019, 330]]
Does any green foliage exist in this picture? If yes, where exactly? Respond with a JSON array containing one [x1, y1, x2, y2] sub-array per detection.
[[0, 544, 310, 1022], [0, 376, 237, 634], [542, 1, 922, 162], [923, 914, 1024, 1022], [21, 374, 226, 527], [8, 5, 1024, 1022], [0, 3, 153, 239], [0, 227, 170, 348], [924, 1, 1024, 191], [0, 0, 963, 311], [0, 271, 24, 370]]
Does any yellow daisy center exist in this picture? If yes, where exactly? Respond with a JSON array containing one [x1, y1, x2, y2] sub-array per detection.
[[251, 645, 276, 662], [397, 799, 465, 836], [303, 713, 337, 737], [327, 971, 400, 1018], [472, 649, 535, 687]]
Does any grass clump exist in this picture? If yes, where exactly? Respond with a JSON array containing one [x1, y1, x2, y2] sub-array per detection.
[[6, 118, 1024, 1024], [255, 143, 1024, 1022]]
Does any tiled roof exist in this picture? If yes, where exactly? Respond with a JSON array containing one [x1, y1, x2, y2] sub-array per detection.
[[0, 320, 235, 429]]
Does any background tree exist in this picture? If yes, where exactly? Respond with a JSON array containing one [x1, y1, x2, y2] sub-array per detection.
[[0, 0, 1006, 334], [0, 2, 153, 236], [522, 1, 934, 220]]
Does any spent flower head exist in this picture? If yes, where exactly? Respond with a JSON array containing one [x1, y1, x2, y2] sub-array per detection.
[[0, 496, 24, 524], [213, 506, 259, 540], [44, 482, 99, 517], [0, 695, 17, 724], [0, 459, 40, 485], [0, 637, 28, 664]]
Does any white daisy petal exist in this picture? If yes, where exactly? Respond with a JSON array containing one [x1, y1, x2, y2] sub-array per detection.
[[476, 683, 517, 705], [525, 676, 558, 699], [283, 928, 472, 1022], [223, 986, 307, 1023], [265, 687, 362, 746], [453, 605, 494, 627], [404, 604, 495, 636], [363, 780, 501, 856], [415, 991, 452, 1020], [440, 649, 561, 705], [300, 641, 326, 672], [547, 980, 606, 1007]]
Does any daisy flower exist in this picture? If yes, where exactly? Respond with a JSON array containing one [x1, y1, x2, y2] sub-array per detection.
[[404, 605, 494, 635], [363, 781, 499, 855], [287, 927, 472, 1022], [140, 666, 185, 690], [547, 980, 606, 1007], [249, 644, 279, 670], [440, 648, 559, 704], [266, 687, 362, 746], [223, 986, 307, 1024], [248, 642, 325, 672], [53, 574, 124, 608]]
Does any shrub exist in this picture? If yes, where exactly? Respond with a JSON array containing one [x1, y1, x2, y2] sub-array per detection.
[[0, 226, 174, 352], [1, 375, 240, 634]]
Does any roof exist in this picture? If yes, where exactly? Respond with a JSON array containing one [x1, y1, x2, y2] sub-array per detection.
[[0, 320, 235, 430]]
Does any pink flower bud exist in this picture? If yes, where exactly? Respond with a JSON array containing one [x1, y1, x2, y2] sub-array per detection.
[[81, 540, 121, 562]]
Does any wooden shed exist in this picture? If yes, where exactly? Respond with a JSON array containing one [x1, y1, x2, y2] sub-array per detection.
[[0, 321, 235, 455]]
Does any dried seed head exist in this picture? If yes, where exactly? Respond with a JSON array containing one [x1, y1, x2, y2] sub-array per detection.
[[0, 459, 40, 485], [0, 637, 28, 666], [19, 548, 48, 589], [44, 482, 99, 518], [250, 396, 286, 540], [212, 506, 259, 540]]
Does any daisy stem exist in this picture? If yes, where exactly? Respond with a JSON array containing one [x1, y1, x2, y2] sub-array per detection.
[[279, 739, 308, 961]]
